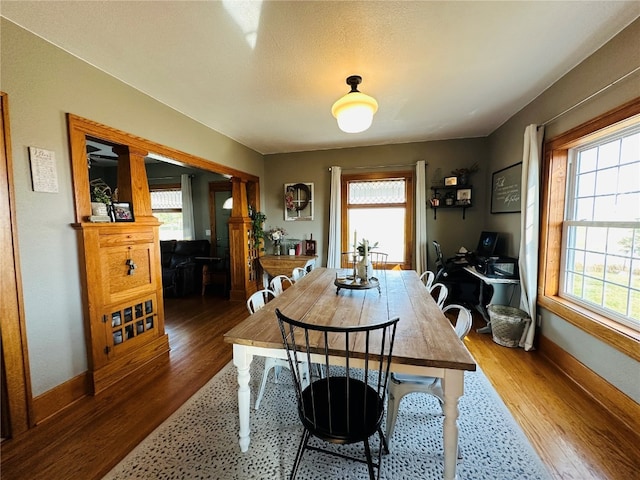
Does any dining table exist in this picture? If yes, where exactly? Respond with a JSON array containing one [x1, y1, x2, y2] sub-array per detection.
[[223, 267, 476, 480]]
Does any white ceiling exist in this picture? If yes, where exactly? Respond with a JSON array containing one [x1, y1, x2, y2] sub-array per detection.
[[2, 1, 639, 155]]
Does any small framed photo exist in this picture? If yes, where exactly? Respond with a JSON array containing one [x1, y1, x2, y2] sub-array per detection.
[[112, 202, 135, 222], [456, 188, 472, 205], [444, 176, 458, 186]]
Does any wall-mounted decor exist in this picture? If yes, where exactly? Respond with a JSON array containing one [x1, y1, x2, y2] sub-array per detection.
[[456, 188, 472, 205], [491, 162, 522, 214], [28, 146, 59, 193], [284, 182, 314, 221], [112, 202, 135, 222], [444, 176, 457, 186]]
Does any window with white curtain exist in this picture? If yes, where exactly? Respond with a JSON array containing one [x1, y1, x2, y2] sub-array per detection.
[[559, 124, 640, 331], [150, 185, 184, 240]]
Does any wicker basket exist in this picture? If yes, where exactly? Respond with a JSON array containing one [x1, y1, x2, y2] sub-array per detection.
[[487, 305, 530, 348]]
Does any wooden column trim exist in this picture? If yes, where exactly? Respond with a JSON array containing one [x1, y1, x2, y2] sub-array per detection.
[[113, 145, 153, 219]]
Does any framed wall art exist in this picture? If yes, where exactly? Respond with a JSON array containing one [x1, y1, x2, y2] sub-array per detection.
[[284, 182, 314, 221], [491, 162, 522, 213]]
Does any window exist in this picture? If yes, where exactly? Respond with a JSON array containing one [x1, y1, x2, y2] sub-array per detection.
[[341, 172, 413, 269], [561, 125, 640, 330], [150, 185, 183, 240], [541, 98, 640, 360]]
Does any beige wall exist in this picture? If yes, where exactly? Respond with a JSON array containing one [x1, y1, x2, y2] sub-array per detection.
[[485, 18, 640, 402], [265, 138, 489, 269], [1, 19, 264, 396]]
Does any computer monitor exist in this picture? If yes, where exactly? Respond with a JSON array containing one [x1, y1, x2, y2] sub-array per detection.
[[476, 231, 499, 257]]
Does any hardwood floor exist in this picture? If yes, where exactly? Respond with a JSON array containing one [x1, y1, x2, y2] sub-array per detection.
[[1, 295, 638, 480]]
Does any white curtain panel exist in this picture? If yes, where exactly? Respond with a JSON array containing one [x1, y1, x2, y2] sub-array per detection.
[[414, 160, 428, 274], [181, 174, 196, 240], [326, 166, 342, 268], [519, 125, 545, 350]]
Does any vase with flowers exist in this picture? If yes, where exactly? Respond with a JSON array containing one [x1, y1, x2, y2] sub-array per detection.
[[268, 226, 287, 255], [451, 162, 479, 186]]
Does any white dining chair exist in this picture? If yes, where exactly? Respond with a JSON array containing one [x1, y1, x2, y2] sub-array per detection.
[[429, 282, 449, 309], [291, 267, 307, 282], [247, 288, 293, 410], [269, 275, 293, 296], [385, 304, 472, 455], [419, 270, 435, 289]]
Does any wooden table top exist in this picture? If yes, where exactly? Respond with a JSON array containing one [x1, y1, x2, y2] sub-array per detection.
[[224, 268, 476, 372], [258, 254, 317, 278]]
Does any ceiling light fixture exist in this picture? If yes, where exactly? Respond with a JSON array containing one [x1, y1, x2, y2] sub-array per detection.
[[331, 75, 378, 133], [222, 197, 233, 209]]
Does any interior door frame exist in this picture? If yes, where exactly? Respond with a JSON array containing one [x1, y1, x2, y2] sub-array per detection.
[[0, 92, 33, 437], [208, 181, 232, 258]]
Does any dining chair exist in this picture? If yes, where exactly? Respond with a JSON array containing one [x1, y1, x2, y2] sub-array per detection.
[[419, 270, 435, 290], [270, 274, 294, 296], [246, 289, 292, 410], [275, 308, 399, 480], [385, 304, 472, 455], [291, 267, 307, 282], [429, 282, 449, 309], [369, 251, 388, 273]]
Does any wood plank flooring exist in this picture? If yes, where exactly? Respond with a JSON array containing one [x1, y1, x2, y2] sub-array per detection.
[[1, 295, 638, 480]]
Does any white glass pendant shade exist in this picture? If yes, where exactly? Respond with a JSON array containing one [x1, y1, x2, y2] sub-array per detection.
[[222, 197, 233, 209], [332, 92, 378, 133], [331, 76, 378, 133]]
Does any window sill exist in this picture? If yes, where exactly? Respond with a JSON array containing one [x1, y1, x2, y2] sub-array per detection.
[[538, 295, 640, 362]]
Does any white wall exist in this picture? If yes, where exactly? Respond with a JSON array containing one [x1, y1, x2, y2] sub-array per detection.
[[1, 19, 264, 396]]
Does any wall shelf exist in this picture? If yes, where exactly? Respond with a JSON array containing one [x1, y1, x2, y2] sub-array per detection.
[[430, 186, 472, 220]]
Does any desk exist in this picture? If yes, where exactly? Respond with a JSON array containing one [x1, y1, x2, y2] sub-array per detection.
[[463, 266, 519, 331], [258, 254, 316, 287], [224, 268, 476, 480]]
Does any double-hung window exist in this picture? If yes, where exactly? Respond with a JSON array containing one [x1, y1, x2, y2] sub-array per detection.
[[150, 185, 184, 240], [541, 98, 640, 359], [561, 125, 640, 331]]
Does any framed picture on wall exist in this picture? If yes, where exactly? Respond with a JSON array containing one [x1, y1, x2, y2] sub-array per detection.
[[491, 162, 522, 213], [284, 183, 314, 221]]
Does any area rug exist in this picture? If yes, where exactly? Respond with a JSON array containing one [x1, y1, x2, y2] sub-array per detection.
[[103, 357, 550, 480]]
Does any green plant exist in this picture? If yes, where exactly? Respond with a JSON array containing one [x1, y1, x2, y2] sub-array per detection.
[[357, 239, 378, 256], [252, 211, 267, 250], [90, 179, 112, 204]]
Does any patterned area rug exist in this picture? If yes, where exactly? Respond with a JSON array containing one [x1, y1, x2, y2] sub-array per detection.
[[103, 358, 550, 480]]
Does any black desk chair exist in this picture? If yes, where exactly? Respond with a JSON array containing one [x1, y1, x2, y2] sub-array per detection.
[[275, 308, 399, 480]]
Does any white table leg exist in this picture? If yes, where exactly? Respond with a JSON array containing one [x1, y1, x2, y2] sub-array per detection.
[[233, 344, 253, 452], [442, 369, 464, 480]]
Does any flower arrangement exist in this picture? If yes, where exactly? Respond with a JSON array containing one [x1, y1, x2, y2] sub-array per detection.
[[357, 239, 378, 256], [284, 188, 296, 211], [451, 162, 479, 186], [268, 226, 287, 243]]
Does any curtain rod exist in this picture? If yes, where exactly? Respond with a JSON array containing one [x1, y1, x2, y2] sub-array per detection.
[[328, 162, 426, 171], [541, 65, 640, 127]]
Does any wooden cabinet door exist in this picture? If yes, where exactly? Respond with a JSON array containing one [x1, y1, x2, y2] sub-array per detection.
[[103, 292, 160, 361]]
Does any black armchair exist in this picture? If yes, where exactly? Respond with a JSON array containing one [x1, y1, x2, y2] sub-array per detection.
[[160, 239, 210, 297]]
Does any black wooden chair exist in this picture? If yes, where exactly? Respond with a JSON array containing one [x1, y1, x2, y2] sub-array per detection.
[[275, 308, 399, 480]]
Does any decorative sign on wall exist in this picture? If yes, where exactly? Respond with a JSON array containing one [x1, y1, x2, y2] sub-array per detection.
[[284, 182, 314, 221], [28, 146, 59, 193], [491, 162, 522, 213]]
